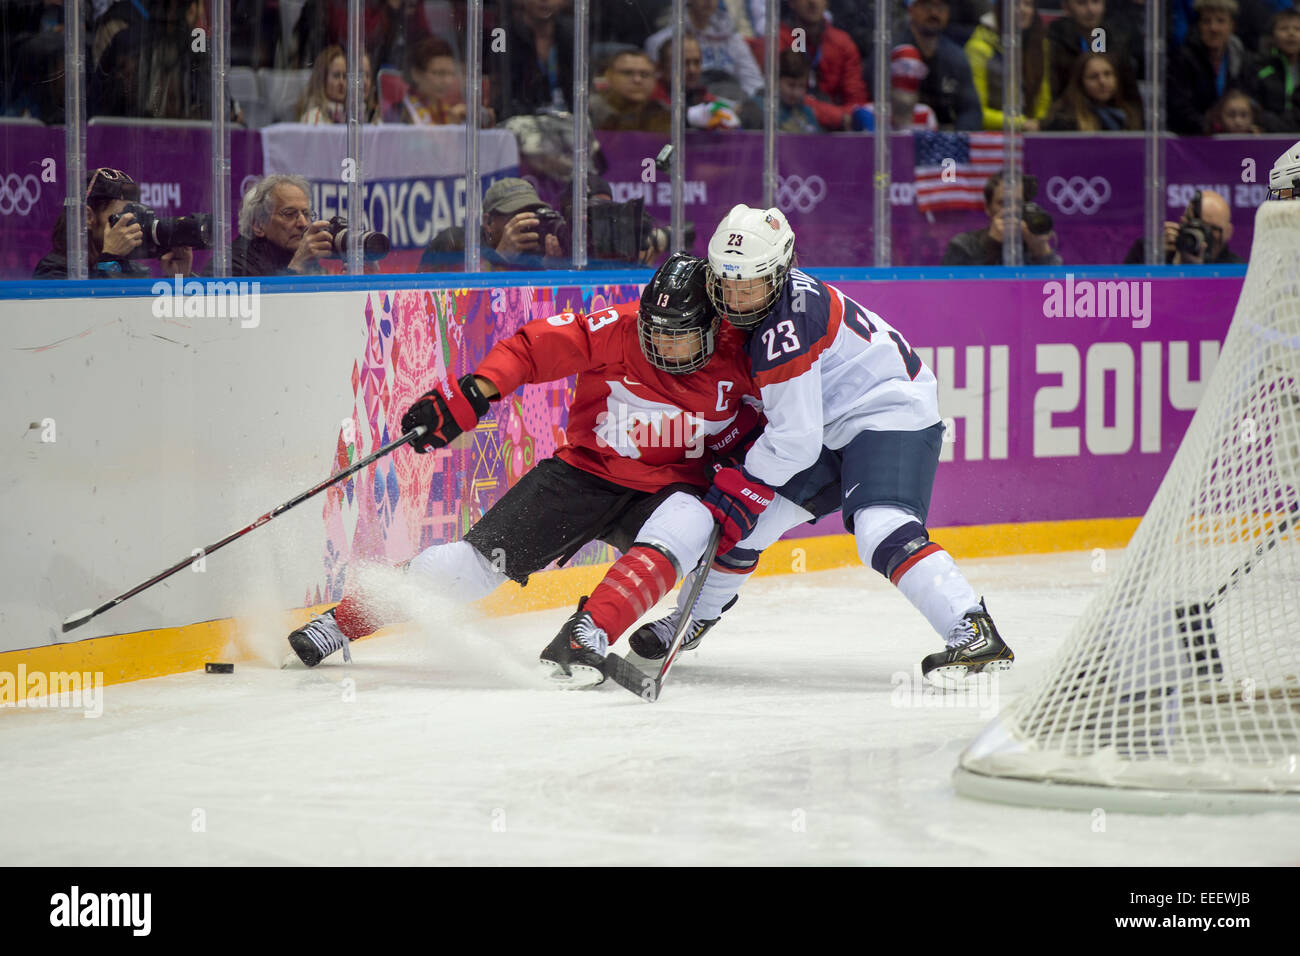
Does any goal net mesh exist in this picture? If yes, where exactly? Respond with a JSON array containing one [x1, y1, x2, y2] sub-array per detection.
[[958, 200, 1300, 800]]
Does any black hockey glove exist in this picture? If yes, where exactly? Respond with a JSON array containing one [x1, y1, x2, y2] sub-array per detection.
[[400, 375, 491, 453]]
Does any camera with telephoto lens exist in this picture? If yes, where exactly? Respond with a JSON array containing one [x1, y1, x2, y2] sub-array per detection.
[[532, 205, 571, 253], [1016, 174, 1053, 235], [326, 216, 391, 260], [107, 201, 212, 258], [1174, 190, 1214, 260], [1022, 202, 1053, 236], [530, 199, 694, 263]]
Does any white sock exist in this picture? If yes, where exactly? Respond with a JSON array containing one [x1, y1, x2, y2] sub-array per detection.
[[681, 565, 752, 620], [893, 550, 981, 642], [406, 540, 508, 602]]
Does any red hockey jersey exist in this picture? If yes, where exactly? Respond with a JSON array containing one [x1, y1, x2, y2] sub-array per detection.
[[474, 303, 756, 492]]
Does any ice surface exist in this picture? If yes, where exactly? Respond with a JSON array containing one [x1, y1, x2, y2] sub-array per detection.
[[4, 552, 1297, 865]]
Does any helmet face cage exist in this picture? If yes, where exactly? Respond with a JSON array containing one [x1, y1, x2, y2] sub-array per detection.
[[706, 260, 791, 330], [638, 312, 719, 374]]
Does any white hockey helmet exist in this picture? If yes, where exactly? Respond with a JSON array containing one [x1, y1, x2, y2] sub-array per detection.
[[705, 204, 796, 329], [1268, 140, 1300, 200]]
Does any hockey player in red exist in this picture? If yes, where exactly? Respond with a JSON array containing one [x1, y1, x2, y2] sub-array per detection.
[[286, 253, 761, 686], [628, 205, 1014, 685]]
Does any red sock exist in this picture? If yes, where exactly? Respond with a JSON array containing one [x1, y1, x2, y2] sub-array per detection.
[[332, 593, 386, 641], [584, 546, 678, 644]]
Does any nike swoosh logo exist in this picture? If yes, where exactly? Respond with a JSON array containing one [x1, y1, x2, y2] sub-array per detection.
[[623, 377, 642, 386], [845, 483, 861, 497]]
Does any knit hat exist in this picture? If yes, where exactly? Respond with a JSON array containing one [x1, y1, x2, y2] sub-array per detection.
[[890, 45, 928, 95]]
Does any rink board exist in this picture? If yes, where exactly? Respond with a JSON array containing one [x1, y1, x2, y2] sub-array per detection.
[[0, 271, 1237, 676]]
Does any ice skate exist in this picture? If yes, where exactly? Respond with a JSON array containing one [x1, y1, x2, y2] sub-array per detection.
[[921, 599, 1013, 686], [287, 608, 350, 668], [627, 596, 736, 661], [539, 599, 608, 688]]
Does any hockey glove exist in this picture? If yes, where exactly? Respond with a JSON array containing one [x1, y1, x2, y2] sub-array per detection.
[[703, 466, 774, 554], [705, 403, 766, 472], [400, 374, 491, 453]]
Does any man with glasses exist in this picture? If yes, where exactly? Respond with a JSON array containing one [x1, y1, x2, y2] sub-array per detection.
[[229, 174, 333, 277], [590, 50, 671, 133], [34, 168, 193, 279]]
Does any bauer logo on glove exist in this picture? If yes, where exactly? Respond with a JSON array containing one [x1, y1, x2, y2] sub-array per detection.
[[702, 465, 775, 554], [400, 374, 491, 453]]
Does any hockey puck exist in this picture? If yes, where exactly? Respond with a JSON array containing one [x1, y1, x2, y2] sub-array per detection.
[[205, 662, 234, 674]]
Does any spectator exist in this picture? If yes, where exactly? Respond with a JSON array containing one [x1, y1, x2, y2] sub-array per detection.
[[775, 0, 871, 132], [645, 0, 765, 98], [486, 0, 574, 121], [965, 0, 1051, 131], [887, 45, 940, 129], [292, 0, 346, 67], [34, 169, 193, 279], [1168, 0, 1256, 135], [754, 51, 823, 133], [898, 0, 983, 130], [136, 0, 239, 121], [1043, 51, 1144, 130], [590, 50, 673, 132], [4, 1, 64, 122], [592, 0, 673, 46], [1122, 189, 1244, 263], [944, 0, 994, 47], [229, 175, 333, 276], [89, 25, 144, 117], [419, 178, 565, 272], [1245, 8, 1300, 132], [853, 45, 941, 131], [1046, 0, 1141, 102], [367, 0, 434, 74], [653, 34, 762, 129], [1204, 88, 1267, 132], [389, 35, 496, 126], [942, 170, 1062, 265], [297, 45, 381, 124]]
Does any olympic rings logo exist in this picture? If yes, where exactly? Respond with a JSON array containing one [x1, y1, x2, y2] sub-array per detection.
[[0, 174, 41, 216], [776, 174, 827, 214], [1046, 175, 1111, 215]]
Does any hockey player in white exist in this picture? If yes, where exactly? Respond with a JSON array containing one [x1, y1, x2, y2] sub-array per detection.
[[1269, 140, 1300, 201], [628, 204, 1014, 683]]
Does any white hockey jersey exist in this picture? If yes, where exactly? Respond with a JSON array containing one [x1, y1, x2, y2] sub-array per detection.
[[742, 269, 941, 488]]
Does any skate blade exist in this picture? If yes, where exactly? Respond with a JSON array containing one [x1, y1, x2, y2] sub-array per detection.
[[539, 659, 605, 689], [925, 659, 1012, 688], [280, 651, 310, 670]]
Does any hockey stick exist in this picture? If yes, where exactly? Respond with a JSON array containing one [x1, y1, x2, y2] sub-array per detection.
[[61, 426, 428, 634], [1173, 497, 1300, 677], [605, 523, 723, 702]]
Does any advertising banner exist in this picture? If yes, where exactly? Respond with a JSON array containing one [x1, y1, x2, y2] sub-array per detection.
[[3, 128, 1282, 279], [260, 124, 520, 273]]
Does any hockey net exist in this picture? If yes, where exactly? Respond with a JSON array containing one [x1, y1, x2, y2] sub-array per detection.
[[955, 200, 1300, 812]]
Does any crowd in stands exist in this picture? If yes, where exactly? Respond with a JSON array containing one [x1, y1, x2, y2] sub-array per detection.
[[8, 0, 1294, 278], [5, 0, 1299, 134]]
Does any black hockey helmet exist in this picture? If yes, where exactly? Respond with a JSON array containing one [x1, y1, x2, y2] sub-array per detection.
[[638, 252, 720, 374]]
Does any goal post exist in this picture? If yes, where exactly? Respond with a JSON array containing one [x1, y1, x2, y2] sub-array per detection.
[[954, 199, 1300, 813]]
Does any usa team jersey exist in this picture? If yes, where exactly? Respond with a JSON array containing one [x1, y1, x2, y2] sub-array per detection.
[[742, 270, 940, 487], [474, 303, 756, 493]]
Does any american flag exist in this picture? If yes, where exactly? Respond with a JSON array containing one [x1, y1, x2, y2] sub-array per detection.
[[914, 131, 1021, 214]]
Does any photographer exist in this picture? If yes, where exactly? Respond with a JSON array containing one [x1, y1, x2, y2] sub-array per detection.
[[418, 178, 564, 272], [1122, 189, 1244, 265], [942, 170, 1062, 266], [34, 168, 194, 279], [230, 175, 334, 277]]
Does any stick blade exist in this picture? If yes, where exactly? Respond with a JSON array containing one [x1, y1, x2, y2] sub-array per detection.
[[61, 609, 94, 633], [604, 653, 659, 702]]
